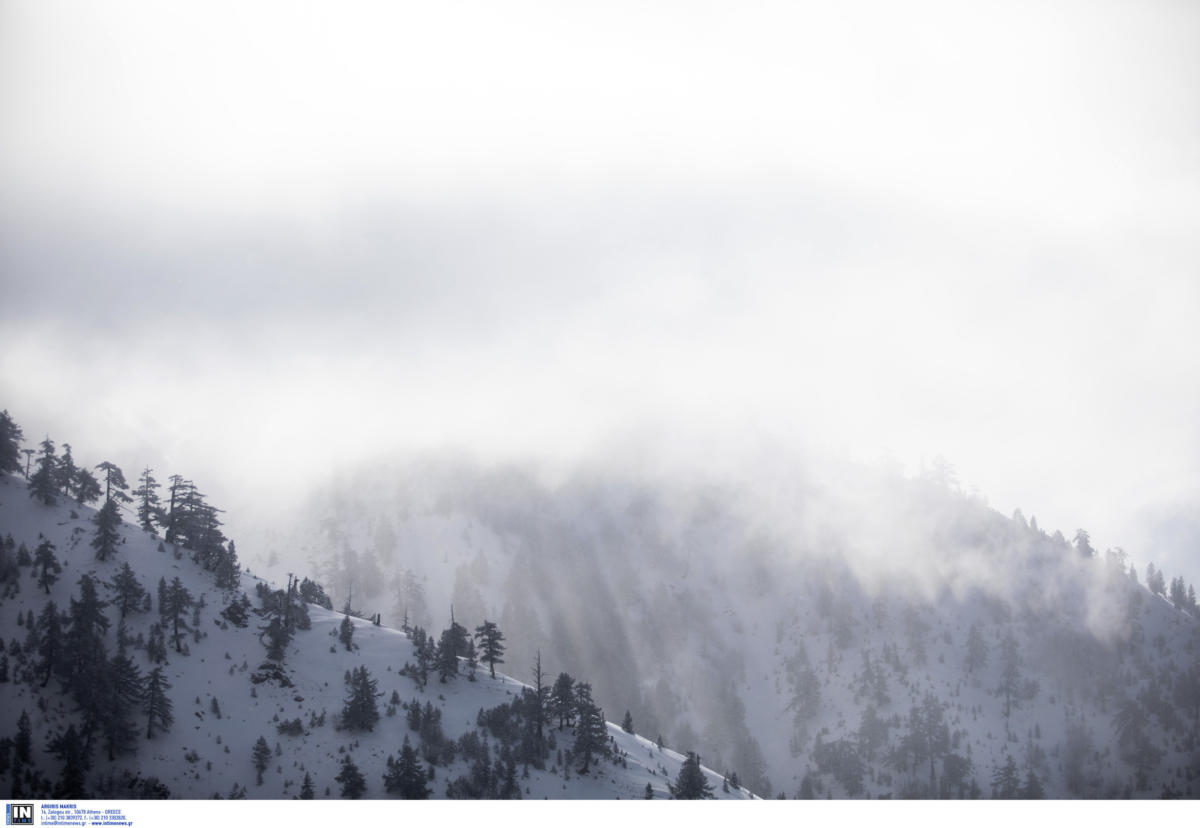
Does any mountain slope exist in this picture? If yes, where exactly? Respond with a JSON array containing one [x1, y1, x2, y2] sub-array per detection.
[[0, 472, 751, 800], [263, 455, 1200, 798]]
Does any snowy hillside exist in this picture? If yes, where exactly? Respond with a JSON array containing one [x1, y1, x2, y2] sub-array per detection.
[[0, 471, 752, 800], [265, 456, 1200, 799]]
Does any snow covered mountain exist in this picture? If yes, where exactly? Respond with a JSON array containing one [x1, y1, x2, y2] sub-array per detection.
[[259, 454, 1200, 799], [0, 470, 752, 800]]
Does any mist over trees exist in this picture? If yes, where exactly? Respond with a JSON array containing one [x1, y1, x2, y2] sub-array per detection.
[[1, 405, 1199, 799], [288, 453, 1200, 798]]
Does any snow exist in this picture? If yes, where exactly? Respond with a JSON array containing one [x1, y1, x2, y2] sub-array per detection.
[[0, 472, 752, 799]]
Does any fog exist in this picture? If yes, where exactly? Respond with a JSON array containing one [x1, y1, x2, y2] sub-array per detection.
[[2, 0, 1199, 585]]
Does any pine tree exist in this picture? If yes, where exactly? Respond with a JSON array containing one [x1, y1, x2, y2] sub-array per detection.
[[622, 710, 635, 734], [340, 666, 381, 732], [644, 782, 654, 799], [0, 410, 23, 475], [132, 467, 165, 534], [28, 438, 59, 505], [143, 667, 173, 738], [92, 498, 123, 561], [252, 736, 272, 785], [473, 620, 506, 678], [669, 752, 715, 799], [108, 562, 149, 620], [336, 755, 366, 799], [34, 539, 62, 594], [300, 772, 315, 799], [95, 461, 132, 505]]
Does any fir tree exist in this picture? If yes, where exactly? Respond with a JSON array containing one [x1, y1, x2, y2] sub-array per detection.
[[1147, 563, 1166, 596], [532, 650, 548, 741], [100, 643, 143, 760], [28, 438, 58, 505], [1020, 768, 1044, 799], [338, 614, 355, 651], [48, 724, 91, 799], [108, 562, 149, 620], [336, 755, 366, 799], [92, 498, 123, 561], [300, 772, 315, 799], [473, 620, 506, 679], [73, 468, 101, 506], [991, 755, 1021, 799], [571, 683, 610, 774], [622, 710, 635, 734], [15, 710, 32, 763], [214, 540, 240, 590], [34, 539, 62, 594], [435, 615, 470, 682], [36, 600, 64, 687], [0, 410, 23, 475], [552, 672, 576, 729], [57, 443, 78, 498], [164, 475, 185, 544], [61, 574, 110, 697], [669, 752, 715, 799], [464, 638, 478, 680], [383, 736, 431, 799], [145, 624, 167, 664], [161, 577, 193, 654], [132, 467, 165, 534], [997, 633, 1021, 720], [252, 735, 272, 785], [340, 666, 381, 732], [144, 667, 173, 738], [222, 594, 251, 627], [260, 615, 291, 661], [965, 623, 988, 674], [1073, 528, 1095, 559]]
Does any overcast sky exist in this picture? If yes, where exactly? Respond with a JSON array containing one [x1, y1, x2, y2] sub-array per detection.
[[2, 1, 1198, 583]]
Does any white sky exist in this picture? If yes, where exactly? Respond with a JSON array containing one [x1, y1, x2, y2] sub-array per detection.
[[2, 1, 1198, 583]]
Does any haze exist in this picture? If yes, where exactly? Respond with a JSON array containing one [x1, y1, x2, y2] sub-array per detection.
[[2, 1, 1198, 583]]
